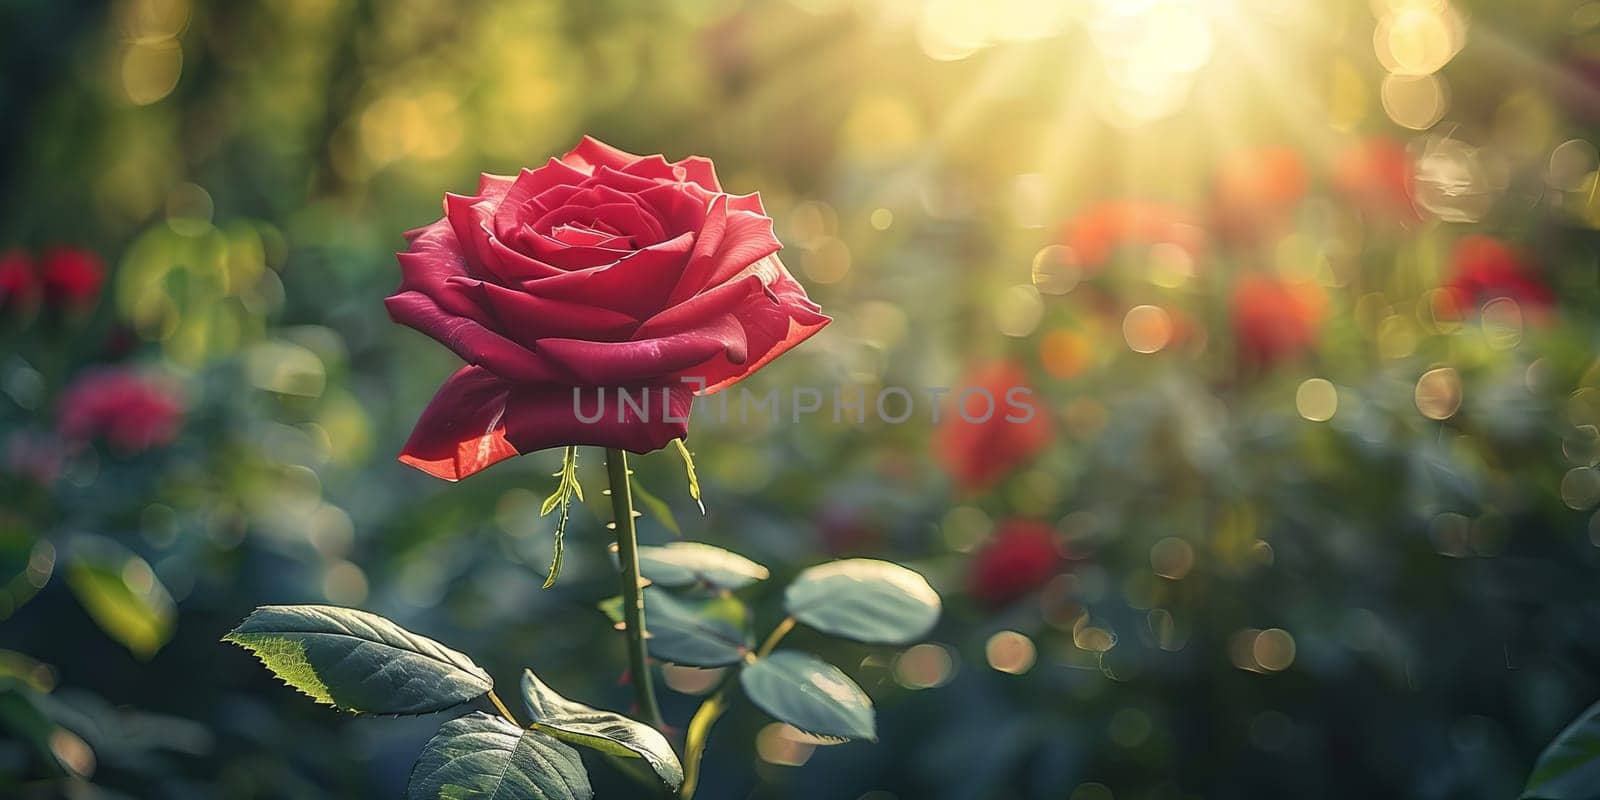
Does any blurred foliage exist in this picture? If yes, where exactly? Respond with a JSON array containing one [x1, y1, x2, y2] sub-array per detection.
[[4, 0, 1600, 798]]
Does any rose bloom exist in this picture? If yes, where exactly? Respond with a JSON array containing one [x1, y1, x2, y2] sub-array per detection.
[[1230, 274, 1327, 367], [1058, 200, 1204, 270], [1210, 146, 1308, 245], [1437, 235, 1554, 322], [0, 249, 36, 312], [388, 137, 829, 480], [934, 361, 1053, 493], [57, 368, 186, 454], [1331, 137, 1419, 223], [967, 520, 1062, 609], [41, 247, 105, 311]]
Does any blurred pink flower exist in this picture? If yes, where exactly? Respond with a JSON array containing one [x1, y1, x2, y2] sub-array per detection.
[[967, 519, 1062, 609], [1438, 235, 1555, 323], [1230, 274, 1327, 368], [1332, 137, 1419, 223], [41, 247, 105, 311], [57, 368, 186, 454], [1058, 200, 1204, 269], [0, 249, 37, 312], [4, 432, 65, 485], [934, 361, 1053, 493], [1210, 146, 1308, 246]]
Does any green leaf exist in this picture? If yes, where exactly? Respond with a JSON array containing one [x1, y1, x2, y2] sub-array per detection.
[[783, 558, 940, 645], [630, 479, 681, 537], [0, 678, 96, 779], [520, 669, 683, 791], [223, 605, 492, 715], [672, 439, 704, 514], [637, 542, 769, 590], [407, 711, 592, 800], [739, 651, 876, 742], [65, 540, 175, 660], [541, 446, 582, 589], [1525, 701, 1600, 799], [640, 587, 751, 667]]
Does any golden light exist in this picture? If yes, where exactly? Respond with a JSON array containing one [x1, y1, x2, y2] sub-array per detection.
[[985, 630, 1038, 674], [1123, 305, 1173, 354], [1415, 367, 1463, 420], [1296, 378, 1339, 422], [895, 643, 957, 689]]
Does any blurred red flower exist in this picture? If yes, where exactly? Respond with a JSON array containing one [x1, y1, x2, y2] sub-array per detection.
[[57, 368, 186, 454], [1331, 137, 1418, 222], [1059, 200, 1204, 269], [1438, 235, 1554, 321], [0, 249, 36, 311], [41, 247, 105, 311], [967, 519, 1062, 609], [1210, 146, 1308, 245], [1230, 274, 1327, 367], [935, 361, 1053, 492]]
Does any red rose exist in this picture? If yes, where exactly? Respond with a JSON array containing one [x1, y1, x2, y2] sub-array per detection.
[[1331, 137, 1419, 223], [1230, 274, 1326, 367], [1438, 235, 1554, 322], [0, 249, 36, 312], [1210, 146, 1308, 245], [387, 137, 829, 480], [967, 520, 1062, 609], [40, 247, 105, 311], [57, 367, 186, 454], [934, 362, 1053, 493]]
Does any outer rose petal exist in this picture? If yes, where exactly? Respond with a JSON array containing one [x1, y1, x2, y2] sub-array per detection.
[[562, 136, 645, 173], [675, 258, 830, 394], [399, 365, 695, 481], [398, 366, 519, 481], [506, 381, 693, 455], [385, 291, 568, 384], [536, 313, 748, 385]]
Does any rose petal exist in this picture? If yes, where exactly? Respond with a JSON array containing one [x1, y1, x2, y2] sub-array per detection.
[[492, 161, 591, 241], [687, 262, 830, 393], [561, 135, 643, 174], [668, 195, 782, 305], [443, 192, 502, 276], [398, 366, 519, 481], [525, 232, 695, 318], [385, 291, 569, 384], [448, 276, 639, 343], [536, 313, 747, 385], [504, 381, 694, 455], [674, 156, 721, 192]]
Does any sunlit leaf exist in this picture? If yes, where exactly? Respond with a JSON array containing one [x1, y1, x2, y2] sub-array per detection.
[[0, 679, 94, 779], [639, 587, 751, 667], [637, 542, 769, 590], [672, 439, 704, 514], [739, 651, 876, 742], [541, 446, 582, 589], [223, 605, 491, 715], [65, 541, 175, 660], [630, 479, 681, 537], [1525, 700, 1600, 799], [407, 711, 592, 800], [783, 559, 940, 645], [520, 669, 683, 791]]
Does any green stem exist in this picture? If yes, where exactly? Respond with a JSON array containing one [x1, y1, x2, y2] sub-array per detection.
[[487, 690, 519, 726], [681, 617, 797, 798], [606, 448, 665, 733]]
